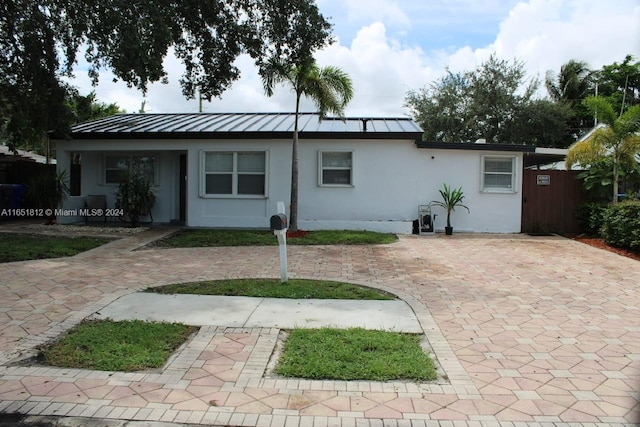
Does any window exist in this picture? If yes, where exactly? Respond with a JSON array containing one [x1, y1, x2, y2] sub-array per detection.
[[201, 151, 267, 197], [104, 154, 156, 184], [482, 156, 516, 192], [319, 151, 353, 186]]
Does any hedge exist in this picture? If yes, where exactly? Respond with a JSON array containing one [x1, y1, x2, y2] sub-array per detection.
[[600, 200, 640, 252]]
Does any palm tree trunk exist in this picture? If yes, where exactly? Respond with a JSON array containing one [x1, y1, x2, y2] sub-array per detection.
[[289, 94, 301, 232], [612, 158, 619, 203]]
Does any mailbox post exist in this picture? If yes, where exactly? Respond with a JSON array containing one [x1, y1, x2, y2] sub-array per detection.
[[270, 203, 288, 283]]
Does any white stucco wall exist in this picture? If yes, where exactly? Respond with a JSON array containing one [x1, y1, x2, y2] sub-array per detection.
[[296, 140, 523, 233], [55, 137, 524, 233]]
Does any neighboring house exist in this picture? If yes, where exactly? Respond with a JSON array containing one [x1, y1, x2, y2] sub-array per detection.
[[52, 112, 551, 233]]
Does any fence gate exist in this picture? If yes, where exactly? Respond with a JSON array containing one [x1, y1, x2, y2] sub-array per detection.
[[521, 170, 586, 234]]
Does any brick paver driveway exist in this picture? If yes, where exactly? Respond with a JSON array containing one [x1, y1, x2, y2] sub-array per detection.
[[0, 229, 638, 426]]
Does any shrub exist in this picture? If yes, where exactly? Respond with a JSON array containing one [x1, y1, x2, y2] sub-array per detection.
[[114, 173, 156, 227], [601, 200, 640, 252], [575, 202, 609, 236]]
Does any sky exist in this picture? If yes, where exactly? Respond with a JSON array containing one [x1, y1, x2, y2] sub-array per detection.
[[70, 0, 640, 118]]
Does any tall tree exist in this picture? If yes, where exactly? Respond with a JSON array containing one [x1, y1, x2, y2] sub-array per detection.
[[566, 96, 640, 202], [404, 70, 475, 143], [545, 60, 594, 104], [405, 54, 567, 146], [0, 0, 332, 150], [67, 91, 124, 125], [467, 55, 538, 144], [595, 55, 640, 114], [545, 59, 595, 138], [263, 61, 353, 231], [510, 99, 572, 148]]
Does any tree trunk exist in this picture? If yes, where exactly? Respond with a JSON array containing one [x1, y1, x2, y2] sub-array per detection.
[[289, 94, 301, 232], [612, 157, 619, 203]]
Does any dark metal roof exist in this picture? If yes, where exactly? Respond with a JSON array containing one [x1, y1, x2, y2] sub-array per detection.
[[416, 141, 536, 153], [64, 113, 424, 140]]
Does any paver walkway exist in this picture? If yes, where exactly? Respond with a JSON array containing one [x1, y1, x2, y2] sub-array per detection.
[[0, 227, 638, 426]]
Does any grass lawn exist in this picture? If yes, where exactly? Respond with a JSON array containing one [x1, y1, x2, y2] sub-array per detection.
[[275, 328, 437, 381], [155, 229, 397, 247], [40, 319, 197, 371], [0, 233, 112, 263], [147, 278, 394, 300]]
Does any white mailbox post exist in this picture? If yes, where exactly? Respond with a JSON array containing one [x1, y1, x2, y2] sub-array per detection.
[[270, 201, 288, 283]]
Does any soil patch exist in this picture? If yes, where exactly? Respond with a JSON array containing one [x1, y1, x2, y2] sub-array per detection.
[[570, 236, 640, 262]]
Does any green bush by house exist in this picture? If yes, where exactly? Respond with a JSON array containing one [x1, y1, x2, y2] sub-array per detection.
[[601, 200, 640, 252], [575, 202, 609, 236]]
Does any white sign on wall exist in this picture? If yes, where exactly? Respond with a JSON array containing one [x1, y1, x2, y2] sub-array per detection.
[[537, 175, 551, 186]]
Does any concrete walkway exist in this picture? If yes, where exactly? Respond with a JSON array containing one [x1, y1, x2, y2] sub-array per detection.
[[0, 225, 639, 426], [94, 293, 423, 332]]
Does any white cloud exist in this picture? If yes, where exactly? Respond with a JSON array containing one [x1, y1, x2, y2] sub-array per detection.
[[488, 0, 640, 96], [316, 23, 436, 116], [74, 0, 640, 117]]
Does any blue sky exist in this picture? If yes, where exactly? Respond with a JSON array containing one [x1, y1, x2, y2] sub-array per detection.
[[71, 0, 640, 117], [319, 0, 522, 51]]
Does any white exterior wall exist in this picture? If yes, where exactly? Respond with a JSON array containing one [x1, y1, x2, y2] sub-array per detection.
[[296, 140, 522, 233], [186, 139, 291, 228], [55, 137, 524, 233]]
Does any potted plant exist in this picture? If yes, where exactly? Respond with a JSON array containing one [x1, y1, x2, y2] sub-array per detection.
[[431, 183, 470, 235], [115, 172, 156, 227]]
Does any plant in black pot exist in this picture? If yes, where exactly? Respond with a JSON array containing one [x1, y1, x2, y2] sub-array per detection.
[[431, 183, 470, 235]]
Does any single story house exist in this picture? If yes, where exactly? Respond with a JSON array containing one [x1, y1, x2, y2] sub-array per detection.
[[53, 112, 553, 233]]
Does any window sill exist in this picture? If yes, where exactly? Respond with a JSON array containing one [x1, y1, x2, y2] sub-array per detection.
[[481, 188, 516, 194], [319, 184, 354, 188], [200, 194, 268, 199]]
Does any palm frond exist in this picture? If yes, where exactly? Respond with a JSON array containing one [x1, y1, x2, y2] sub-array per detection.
[[565, 128, 610, 167], [584, 96, 617, 126], [616, 104, 640, 137], [260, 58, 292, 97]]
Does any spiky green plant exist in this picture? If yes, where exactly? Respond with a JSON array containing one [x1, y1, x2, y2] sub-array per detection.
[[431, 183, 470, 229]]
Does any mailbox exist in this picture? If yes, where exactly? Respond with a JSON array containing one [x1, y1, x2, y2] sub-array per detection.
[[270, 213, 288, 231]]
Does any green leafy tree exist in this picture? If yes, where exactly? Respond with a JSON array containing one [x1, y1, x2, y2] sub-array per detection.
[[406, 54, 568, 146], [0, 0, 332, 150], [263, 61, 353, 231], [595, 55, 640, 114], [67, 91, 124, 125], [511, 100, 572, 148], [566, 96, 640, 202], [405, 70, 475, 143]]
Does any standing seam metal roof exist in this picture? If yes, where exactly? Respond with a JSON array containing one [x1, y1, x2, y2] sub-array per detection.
[[66, 112, 423, 139]]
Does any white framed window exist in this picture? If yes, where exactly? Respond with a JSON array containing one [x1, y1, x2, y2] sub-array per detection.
[[481, 155, 517, 192], [104, 154, 157, 185], [318, 151, 353, 187], [200, 151, 268, 197]]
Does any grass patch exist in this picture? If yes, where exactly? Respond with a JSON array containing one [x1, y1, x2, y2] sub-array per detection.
[[0, 233, 111, 263], [40, 319, 196, 371], [275, 328, 437, 381], [147, 278, 394, 300], [155, 229, 397, 247]]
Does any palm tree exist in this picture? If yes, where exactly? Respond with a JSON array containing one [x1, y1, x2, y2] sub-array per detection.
[[566, 96, 640, 202], [545, 60, 593, 104], [263, 60, 353, 231], [545, 59, 595, 137]]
